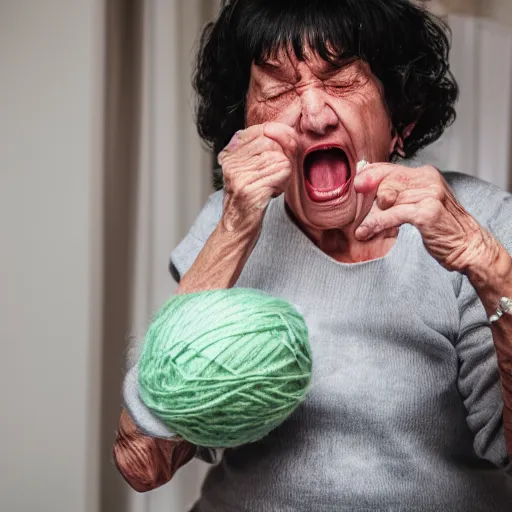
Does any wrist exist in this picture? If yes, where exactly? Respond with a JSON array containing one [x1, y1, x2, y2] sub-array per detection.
[[466, 243, 512, 293], [176, 221, 260, 294], [465, 243, 512, 320], [217, 214, 262, 244], [219, 205, 264, 240]]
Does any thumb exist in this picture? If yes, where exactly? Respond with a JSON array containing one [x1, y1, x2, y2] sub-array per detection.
[[263, 122, 298, 163]]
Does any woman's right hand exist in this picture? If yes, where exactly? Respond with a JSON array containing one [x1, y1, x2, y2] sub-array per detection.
[[176, 121, 297, 293], [217, 122, 298, 236]]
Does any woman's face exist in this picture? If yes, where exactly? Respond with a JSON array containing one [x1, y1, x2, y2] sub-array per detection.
[[245, 47, 401, 237]]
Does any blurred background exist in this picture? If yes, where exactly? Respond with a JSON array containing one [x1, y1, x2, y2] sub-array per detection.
[[1, 1, 511, 511]]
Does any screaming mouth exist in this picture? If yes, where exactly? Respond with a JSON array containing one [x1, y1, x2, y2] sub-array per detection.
[[304, 146, 352, 202]]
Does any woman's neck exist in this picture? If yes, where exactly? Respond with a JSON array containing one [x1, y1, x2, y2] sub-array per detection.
[[285, 202, 397, 264]]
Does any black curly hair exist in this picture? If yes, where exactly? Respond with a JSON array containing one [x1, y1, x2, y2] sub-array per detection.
[[193, 0, 459, 189]]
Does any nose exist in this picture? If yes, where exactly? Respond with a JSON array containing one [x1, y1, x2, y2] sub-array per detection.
[[299, 87, 338, 136]]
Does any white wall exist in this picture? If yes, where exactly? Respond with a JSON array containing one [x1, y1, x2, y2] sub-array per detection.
[[0, 1, 104, 511]]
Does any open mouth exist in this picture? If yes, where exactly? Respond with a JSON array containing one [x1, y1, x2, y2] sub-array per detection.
[[304, 147, 352, 202]]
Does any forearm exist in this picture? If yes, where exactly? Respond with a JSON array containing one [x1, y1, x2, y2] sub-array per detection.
[[467, 244, 512, 457], [176, 221, 260, 294], [113, 408, 197, 492]]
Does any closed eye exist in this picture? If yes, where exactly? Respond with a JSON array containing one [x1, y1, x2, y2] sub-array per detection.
[[325, 81, 353, 89], [263, 88, 296, 103]]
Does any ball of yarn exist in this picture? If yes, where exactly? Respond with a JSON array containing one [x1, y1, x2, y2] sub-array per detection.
[[138, 288, 312, 448]]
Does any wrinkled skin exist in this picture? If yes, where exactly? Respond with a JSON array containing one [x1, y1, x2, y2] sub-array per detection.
[[353, 163, 501, 273], [220, 47, 404, 263], [246, 51, 400, 236], [219, 46, 500, 267]]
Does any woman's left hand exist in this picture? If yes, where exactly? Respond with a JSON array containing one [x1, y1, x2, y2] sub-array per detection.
[[353, 163, 502, 273]]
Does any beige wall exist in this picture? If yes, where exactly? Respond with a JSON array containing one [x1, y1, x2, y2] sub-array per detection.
[[438, 0, 512, 191], [476, 0, 512, 191], [480, 0, 512, 26], [440, 0, 512, 26], [0, 1, 104, 511], [443, 0, 478, 14]]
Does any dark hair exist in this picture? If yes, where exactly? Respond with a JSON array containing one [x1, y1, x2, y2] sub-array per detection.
[[194, 0, 459, 187]]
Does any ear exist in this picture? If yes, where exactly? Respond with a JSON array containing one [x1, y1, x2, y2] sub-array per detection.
[[390, 121, 417, 159]]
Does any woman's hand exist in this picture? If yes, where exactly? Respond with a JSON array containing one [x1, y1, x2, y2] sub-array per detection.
[[177, 121, 297, 293], [353, 163, 503, 274], [113, 408, 197, 492], [217, 122, 298, 236]]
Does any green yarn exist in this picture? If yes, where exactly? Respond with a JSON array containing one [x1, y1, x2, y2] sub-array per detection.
[[138, 288, 312, 448]]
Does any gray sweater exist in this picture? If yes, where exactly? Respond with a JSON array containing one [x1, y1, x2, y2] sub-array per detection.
[[124, 171, 512, 511]]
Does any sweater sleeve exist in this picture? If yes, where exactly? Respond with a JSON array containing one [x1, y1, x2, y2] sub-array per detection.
[[122, 189, 225, 464], [454, 188, 512, 475]]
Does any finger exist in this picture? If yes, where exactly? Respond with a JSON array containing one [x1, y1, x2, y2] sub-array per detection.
[[380, 226, 400, 239], [263, 122, 298, 162], [376, 186, 400, 211], [354, 163, 404, 193], [219, 124, 295, 168], [355, 203, 418, 240], [223, 152, 290, 191], [355, 199, 383, 235], [392, 187, 437, 205], [219, 126, 263, 158], [241, 167, 292, 208], [374, 174, 415, 209], [377, 184, 446, 211], [245, 157, 291, 183], [247, 167, 292, 200], [235, 134, 284, 158], [219, 135, 283, 165], [234, 124, 265, 145]]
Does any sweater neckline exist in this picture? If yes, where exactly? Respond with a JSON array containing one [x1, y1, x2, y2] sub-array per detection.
[[272, 193, 408, 269]]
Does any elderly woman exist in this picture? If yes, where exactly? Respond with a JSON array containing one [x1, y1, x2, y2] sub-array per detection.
[[114, 0, 512, 510]]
